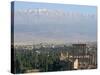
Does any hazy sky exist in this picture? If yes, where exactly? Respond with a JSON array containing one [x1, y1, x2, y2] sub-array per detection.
[[13, 1, 97, 44]]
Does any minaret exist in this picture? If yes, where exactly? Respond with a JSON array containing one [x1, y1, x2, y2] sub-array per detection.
[[74, 59, 79, 69]]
